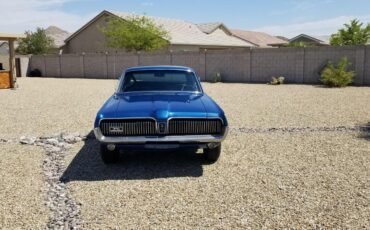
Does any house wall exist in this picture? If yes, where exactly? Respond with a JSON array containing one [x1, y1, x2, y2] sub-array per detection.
[[29, 45, 370, 86], [169, 45, 200, 52], [63, 15, 111, 54]]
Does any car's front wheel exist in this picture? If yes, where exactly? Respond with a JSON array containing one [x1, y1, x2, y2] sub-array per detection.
[[204, 144, 221, 163], [100, 144, 119, 164]]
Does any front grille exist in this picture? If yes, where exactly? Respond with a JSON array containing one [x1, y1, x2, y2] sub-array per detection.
[[168, 119, 223, 135], [100, 119, 156, 137]]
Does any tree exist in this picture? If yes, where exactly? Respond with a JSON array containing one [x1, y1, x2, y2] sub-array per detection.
[[330, 19, 370, 46], [17, 28, 55, 55], [101, 15, 170, 52]]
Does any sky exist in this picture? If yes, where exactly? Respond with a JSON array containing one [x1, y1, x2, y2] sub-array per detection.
[[1, 0, 370, 38]]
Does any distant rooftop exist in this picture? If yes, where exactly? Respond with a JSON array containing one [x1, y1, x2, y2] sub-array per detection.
[[197, 22, 225, 34], [289, 34, 331, 45], [231, 29, 288, 47]]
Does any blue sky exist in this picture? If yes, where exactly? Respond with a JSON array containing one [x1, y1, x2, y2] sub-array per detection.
[[2, 0, 370, 37]]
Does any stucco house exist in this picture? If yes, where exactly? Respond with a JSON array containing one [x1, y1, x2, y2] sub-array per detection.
[[62, 10, 254, 53]]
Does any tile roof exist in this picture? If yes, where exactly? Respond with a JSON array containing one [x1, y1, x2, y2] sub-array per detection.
[[196, 22, 224, 34], [78, 10, 254, 48], [289, 34, 330, 45], [111, 11, 254, 47], [231, 29, 288, 47]]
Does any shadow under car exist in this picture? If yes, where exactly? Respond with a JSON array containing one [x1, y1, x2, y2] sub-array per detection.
[[61, 131, 205, 182]]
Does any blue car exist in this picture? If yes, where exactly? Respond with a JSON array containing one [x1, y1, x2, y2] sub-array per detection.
[[94, 66, 228, 164]]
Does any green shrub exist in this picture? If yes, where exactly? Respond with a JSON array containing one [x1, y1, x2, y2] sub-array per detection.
[[321, 57, 355, 87], [212, 72, 222, 83]]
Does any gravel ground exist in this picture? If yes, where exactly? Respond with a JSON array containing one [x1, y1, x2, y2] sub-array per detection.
[[0, 77, 369, 228], [63, 131, 370, 229], [1, 78, 370, 139], [0, 78, 114, 139], [203, 83, 370, 130], [0, 143, 47, 228]]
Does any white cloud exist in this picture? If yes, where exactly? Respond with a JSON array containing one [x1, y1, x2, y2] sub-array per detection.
[[254, 15, 370, 37], [0, 0, 96, 33]]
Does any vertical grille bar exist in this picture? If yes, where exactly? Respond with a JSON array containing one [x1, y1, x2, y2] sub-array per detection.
[[100, 119, 156, 137], [168, 119, 223, 135]]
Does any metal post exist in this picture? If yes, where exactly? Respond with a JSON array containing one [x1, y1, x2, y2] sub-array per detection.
[[8, 39, 15, 88]]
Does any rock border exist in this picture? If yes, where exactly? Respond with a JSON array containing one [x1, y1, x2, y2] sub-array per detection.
[[230, 125, 361, 134], [19, 132, 87, 229]]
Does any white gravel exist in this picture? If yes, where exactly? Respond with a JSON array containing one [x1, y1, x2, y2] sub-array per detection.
[[0, 143, 47, 228], [0, 77, 369, 229], [63, 131, 370, 229], [1, 78, 370, 139]]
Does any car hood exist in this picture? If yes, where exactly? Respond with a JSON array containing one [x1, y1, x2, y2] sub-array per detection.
[[98, 92, 223, 122]]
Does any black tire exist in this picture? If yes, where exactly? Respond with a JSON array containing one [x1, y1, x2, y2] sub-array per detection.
[[204, 144, 221, 163], [100, 144, 119, 164]]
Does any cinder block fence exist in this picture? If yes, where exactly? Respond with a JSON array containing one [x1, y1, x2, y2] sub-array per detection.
[[29, 46, 370, 85]]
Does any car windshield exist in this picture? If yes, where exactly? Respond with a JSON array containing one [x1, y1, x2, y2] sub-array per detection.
[[121, 70, 201, 93]]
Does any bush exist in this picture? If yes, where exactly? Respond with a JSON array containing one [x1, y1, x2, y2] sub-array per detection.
[[321, 57, 355, 87], [212, 72, 222, 83]]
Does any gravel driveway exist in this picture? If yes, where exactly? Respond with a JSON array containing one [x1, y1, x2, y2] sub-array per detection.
[[0, 77, 369, 228]]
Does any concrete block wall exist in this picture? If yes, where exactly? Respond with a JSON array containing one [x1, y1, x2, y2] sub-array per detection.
[[60, 54, 83, 78], [206, 49, 250, 82], [29, 46, 370, 85], [44, 55, 60, 77], [171, 52, 205, 80], [303, 46, 357, 84], [30, 55, 46, 75], [83, 54, 107, 79], [107, 53, 139, 79], [363, 46, 370, 85], [138, 52, 171, 66], [251, 48, 302, 83]]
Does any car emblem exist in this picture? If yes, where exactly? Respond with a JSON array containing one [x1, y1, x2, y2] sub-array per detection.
[[109, 126, 123, 133], [158, 122, 166, 133]]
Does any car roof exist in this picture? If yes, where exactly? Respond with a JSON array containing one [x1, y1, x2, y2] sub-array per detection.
[[125, 65, 195, 73]]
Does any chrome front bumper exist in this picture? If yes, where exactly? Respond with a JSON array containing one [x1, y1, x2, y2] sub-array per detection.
[[94, 127, 228, 144]]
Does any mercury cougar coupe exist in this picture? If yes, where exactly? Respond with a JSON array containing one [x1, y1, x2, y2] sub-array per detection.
[[94, 66, 228, 164]]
